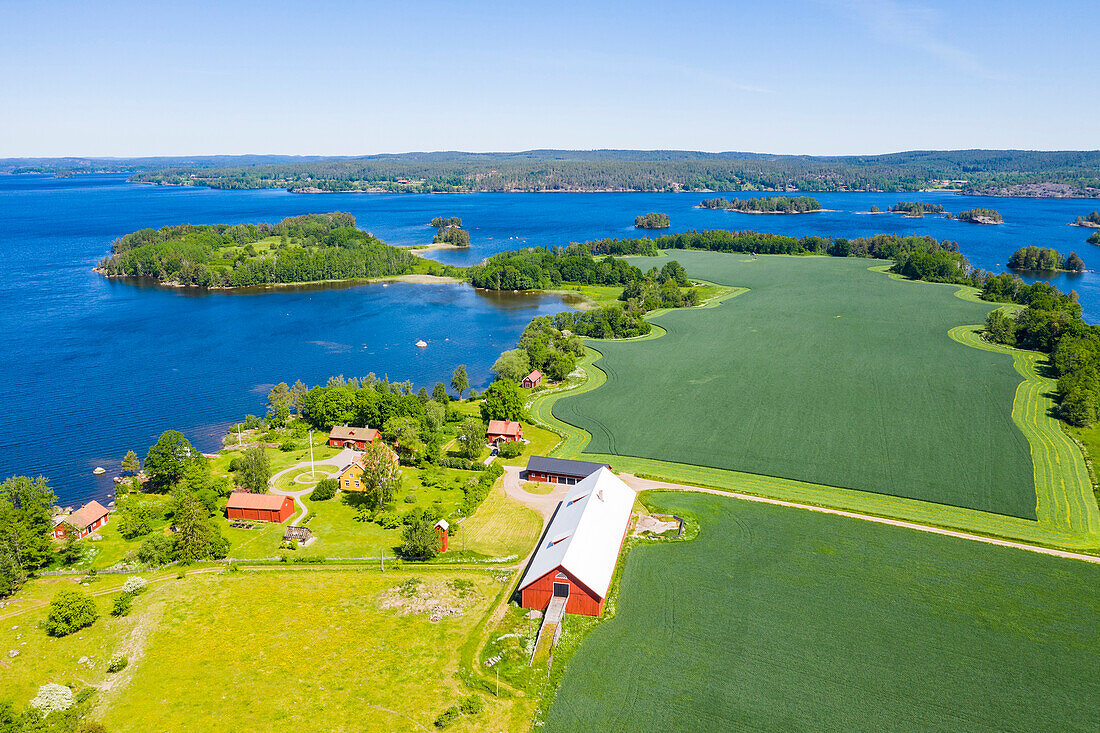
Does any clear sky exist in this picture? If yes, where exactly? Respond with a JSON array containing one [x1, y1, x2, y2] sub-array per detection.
[[1, 0, 1097, 157]]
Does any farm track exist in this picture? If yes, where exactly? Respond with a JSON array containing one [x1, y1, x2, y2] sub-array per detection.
[[528, 271, 1100, 555]]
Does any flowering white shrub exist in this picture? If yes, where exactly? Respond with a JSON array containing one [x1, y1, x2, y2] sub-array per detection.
[[29, 683, 74, 714], [121, 577, 148, 594]]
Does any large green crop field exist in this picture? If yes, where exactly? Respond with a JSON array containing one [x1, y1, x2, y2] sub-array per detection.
[[553, 253, 1036, 517], [545, 492, 1100, 731]]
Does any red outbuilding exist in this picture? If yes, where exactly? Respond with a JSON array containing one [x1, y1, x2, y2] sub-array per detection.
[[487, 419, 523, 444], [226, 492, 295, 523], [521, 370, 543, 389], [518, 468, 636, 617], [434, 519, 450, 552], [53, 501, 110, 540], [327, 425, 380, 449]]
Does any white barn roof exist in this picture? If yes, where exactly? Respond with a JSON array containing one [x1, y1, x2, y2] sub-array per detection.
[[518, 467, 636, 599]]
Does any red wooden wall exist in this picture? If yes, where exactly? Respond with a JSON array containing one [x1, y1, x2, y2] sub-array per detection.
[[521, 567, 604, 616]]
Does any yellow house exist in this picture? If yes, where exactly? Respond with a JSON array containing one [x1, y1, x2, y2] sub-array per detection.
[[338, 458, 366, 491]]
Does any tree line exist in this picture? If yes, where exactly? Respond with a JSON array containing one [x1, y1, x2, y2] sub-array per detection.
[[466, 244, 644, 290], [1007, 246, 1084, 272], [700, 196, 822, 213], [956, 208, 1004, 223], [890, 201, 946, 216]]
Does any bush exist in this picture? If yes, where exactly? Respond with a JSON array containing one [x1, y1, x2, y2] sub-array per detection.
[[29, 683, 74, 715], [137, 534, 173, 567], [45, 589, 99, 637], [107, 654, 128, 673], [110, 593, 133, 617], [79, 723, 108, 733], [376, 510, 403, 529], [279, 441, 296, 452], [460, 695, 485, 715], [434, 705, 461, 729], [310, 478, 337, 501], [403, 493, 416, 503], [498, 441, 523, 459], [121, 576, 148, 595], [228, 458, 241, 472]]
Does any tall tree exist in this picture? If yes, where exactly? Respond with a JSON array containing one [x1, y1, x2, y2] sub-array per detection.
[[289, 379, 309, 416], [266, 382, 292, 425], [451, 365, 469, 399], [480, 380, 526, 422], [457, 418, 487, 460], [144, 430, 197, 491], [358, 442, 402, 509], [491, 349, 531, 382], [0, 476, 57, 597], [238, 446, 271, 493], [172, 494, 229, 562], [121, 450, 141, 475], [432, 382, 450, 403]]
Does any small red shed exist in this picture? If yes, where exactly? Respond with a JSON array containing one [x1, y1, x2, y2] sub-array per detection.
[[226, 492, 295, 523], [521, 370, 543, 389], [487, 419, 523, 443], [518, 468, 636, 617], [53, 501, 110, 540], [327, 425, 380, 449], [434, 519, 449, 552]]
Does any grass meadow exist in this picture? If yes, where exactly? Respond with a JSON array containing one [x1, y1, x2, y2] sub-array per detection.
[[545, 492, 1100, 732], [553, 253, 1035, 518]]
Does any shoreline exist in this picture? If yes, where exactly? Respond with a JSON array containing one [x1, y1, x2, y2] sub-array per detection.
[[696, 206, 834, 214], [92, 268, 464, 291]]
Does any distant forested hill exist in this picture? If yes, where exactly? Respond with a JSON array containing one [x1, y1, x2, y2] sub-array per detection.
[[5, 149, 1099, 196]]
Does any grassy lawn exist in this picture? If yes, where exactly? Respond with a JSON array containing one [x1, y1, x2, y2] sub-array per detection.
[[456, 480, 541, 559], [497, 421, 559, 467], [553, 253, 1035, 518], [2, 568, 532, 731], [520, 481, 553, 495], [545, 491, 1100, 732]]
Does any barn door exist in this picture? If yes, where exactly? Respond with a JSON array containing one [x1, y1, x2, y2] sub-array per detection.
[[553, 582, 570, 598]]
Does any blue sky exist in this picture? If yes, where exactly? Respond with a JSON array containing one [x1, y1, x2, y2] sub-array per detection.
[[1, 0, 1097, 156]]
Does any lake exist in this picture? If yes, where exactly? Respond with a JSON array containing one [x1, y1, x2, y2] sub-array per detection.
[[2, 173, 1097, 504]]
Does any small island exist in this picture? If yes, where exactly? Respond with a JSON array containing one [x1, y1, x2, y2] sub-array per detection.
[[431, 216, 470, 248], [1072, 211, 1100, 229], [956, 207, 1003, 224], [890, 201, 946, 218], [96, 212, 423, 287], [1088, 231, 1100, 245], [634, 212, 670, 229], [1007, 246, 1083, 273], [700, 196, 822, 214]]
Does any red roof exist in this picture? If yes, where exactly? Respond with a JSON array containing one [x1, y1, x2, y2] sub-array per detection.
[[226, 493, 290, 511], [328, 426, 379, 442], [65, 501, 109, 530], [487, 420, 522, 437], [524, 370, 542, 382]]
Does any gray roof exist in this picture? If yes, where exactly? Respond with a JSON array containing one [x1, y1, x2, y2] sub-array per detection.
[[526, 455, 610, 479]]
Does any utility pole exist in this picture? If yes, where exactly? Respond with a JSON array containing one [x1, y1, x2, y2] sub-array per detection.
[[309, 430, 314, 472], [380, 549, 384, 572], [496, 666, 499, 697], [237, 423, 242, 447]]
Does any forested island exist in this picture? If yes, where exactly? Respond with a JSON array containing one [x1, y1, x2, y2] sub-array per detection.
[[63, 148, 1097, 196], [1072, 212, 1100, 228], [96, 213, 419, 287], [700, 196, 822, 214], [634, 212, 670, 229], [1006, 246, 1083, 273], [430, 217, 470, 247], [1089, 232, 1100, 245], [956, 208, 1003, 224], [891, 201, 946, 217]]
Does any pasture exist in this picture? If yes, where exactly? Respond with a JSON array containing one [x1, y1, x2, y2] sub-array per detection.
[[544, 492, 1100, 732], [553, 253, 1036, 518]]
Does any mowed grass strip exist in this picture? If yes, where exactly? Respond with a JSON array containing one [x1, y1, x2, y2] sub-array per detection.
[[545, 492, 1100, 732], [552, 253, 1035, 518]]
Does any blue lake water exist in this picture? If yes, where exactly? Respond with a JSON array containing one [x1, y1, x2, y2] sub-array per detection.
[[3, 173, 1098, 504]]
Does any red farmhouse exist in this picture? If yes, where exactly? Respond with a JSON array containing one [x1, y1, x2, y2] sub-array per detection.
[[518, 468, 636, 616], [226, 492, 295, 523], [521, 370, 542, 389], [328, 425, 379, 449], [53, 501, 110, 540], [487, 420, 523, 444]]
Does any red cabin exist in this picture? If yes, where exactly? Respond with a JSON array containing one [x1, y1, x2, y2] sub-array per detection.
[[327, 425, 379, 449], [53, 501, 110, 540], [487, 419, 523, 444], [226, 492, 295, 523], [518, 468, 636, 617], [521, 370, 543, 389]]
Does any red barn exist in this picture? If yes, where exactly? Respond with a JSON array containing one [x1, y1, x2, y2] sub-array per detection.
[[53, 501, 110, 540], [226, 492, 295, 523], [487, 419, 523, 444], [327, 425, 379, 449], [518, 468, 636, 616], [521, 370, 542, 389]]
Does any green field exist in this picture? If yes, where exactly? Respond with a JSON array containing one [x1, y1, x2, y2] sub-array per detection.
[[552, 253, 1035, 517], [545, 492, 1100, 731]]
